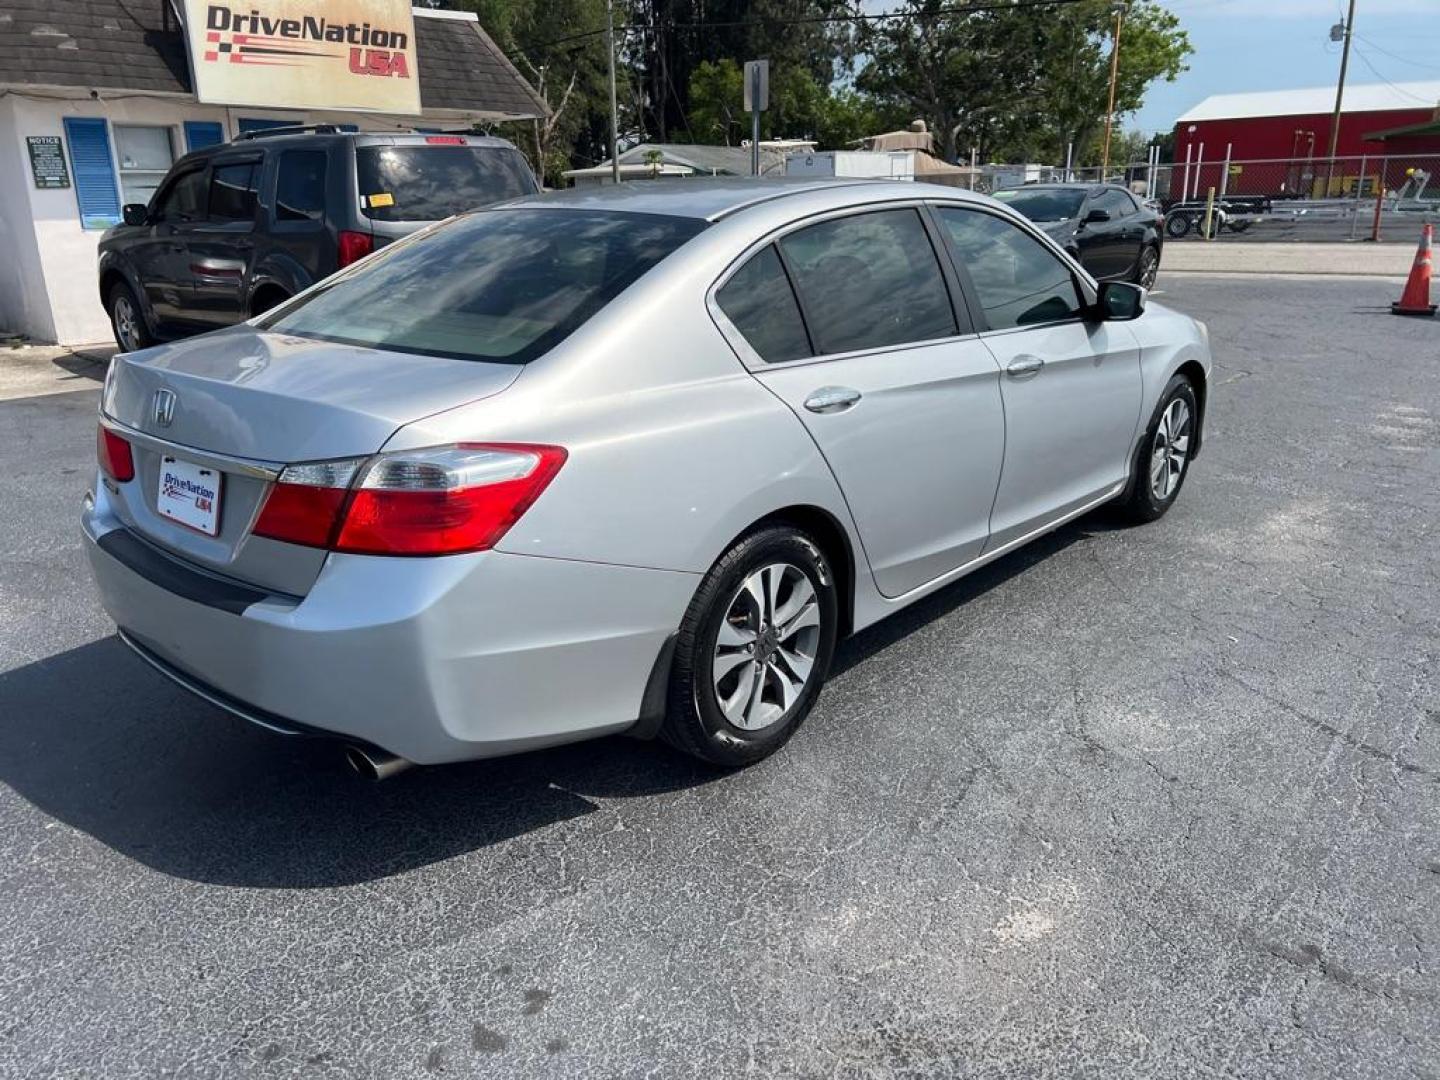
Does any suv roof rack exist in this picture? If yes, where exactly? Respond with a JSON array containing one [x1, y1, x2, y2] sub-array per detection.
[[234, 124, 344, 141]]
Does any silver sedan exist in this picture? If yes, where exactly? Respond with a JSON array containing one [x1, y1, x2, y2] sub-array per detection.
[[83, 179, 1211, 776]]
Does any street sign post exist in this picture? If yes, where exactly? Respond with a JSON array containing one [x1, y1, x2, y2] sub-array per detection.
[[744, 59, 769, 177]]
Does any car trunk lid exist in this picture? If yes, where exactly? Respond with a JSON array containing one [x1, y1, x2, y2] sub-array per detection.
[[100, 327, 522, 594]]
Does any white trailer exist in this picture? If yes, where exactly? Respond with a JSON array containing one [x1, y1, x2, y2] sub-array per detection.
[[785, 150, 916, 181]]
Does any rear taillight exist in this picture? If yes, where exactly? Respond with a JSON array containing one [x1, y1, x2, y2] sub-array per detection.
[[252, 445, 565, 556], [424, 135, 466, 145], [337, 230, 374, 268], [97, 425, 135, 482]]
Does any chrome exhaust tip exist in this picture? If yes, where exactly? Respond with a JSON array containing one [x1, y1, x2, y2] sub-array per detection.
[[344, 744, 413, 781]]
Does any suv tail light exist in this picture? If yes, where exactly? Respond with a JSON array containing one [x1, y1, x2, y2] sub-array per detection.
[[337, 230, 374, 268], [253, 445, 566, 556], [97, 425, 135, 482]]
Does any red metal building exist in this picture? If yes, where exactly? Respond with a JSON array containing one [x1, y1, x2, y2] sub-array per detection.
[[1172, 80, 1440, 198]]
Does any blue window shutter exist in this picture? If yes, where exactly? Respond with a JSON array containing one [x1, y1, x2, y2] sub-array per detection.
[[63, 117, 121, 230], [184, 121, 224, 152]]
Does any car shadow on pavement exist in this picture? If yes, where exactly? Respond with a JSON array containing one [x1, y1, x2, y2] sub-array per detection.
[[0, 637, 720, 889], [0, 511, 1118, 890]]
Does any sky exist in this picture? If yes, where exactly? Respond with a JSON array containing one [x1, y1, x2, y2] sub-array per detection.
[[1132, 0, 1440, 135]]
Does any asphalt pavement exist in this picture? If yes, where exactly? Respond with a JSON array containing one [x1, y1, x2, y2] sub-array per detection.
[[1, 276, 1437, 1078]]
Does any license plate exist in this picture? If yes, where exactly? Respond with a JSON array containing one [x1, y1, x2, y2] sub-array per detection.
[[157, 456, 222, 536]]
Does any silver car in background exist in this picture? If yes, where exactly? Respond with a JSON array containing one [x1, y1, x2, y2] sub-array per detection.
[[83, 179, 1211, 776]]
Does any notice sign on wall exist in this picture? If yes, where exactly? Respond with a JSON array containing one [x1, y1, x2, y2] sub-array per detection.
[[27, 136, 71, 189], [182, 0, 420, 114]]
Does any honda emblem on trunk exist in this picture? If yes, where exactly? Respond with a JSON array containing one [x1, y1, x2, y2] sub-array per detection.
[[152, 389, 177, 428]]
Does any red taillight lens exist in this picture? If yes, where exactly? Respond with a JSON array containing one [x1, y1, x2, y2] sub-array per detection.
[[252, 445, 566, 556], [97, 425, 135, 482], [252, 458, 363, 548], [336, 445, 567, 555], [424, 135, 466, 145], [337, 230, 374, 268]]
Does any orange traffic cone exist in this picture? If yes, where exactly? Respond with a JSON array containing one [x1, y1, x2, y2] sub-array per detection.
[[1392, 224, 1437, 317]]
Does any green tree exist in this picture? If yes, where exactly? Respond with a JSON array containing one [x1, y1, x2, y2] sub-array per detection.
[[857, 0, 1190, 165]]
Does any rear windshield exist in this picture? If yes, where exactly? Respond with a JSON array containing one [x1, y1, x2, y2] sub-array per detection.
[[263, 209, 706, 364], [356, 145, 537, 221], [992, 188, 1086, 222]]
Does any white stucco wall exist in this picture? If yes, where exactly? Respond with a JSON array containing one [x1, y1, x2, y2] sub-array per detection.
[[0, 92, 451, 346]]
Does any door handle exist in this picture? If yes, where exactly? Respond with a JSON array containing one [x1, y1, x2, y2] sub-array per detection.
[[1007, 356, 1045, 378], [803, 386, 862, 414]]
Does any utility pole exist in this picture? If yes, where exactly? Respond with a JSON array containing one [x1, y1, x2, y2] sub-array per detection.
[[1326, 0, 1357, 196], [606, 0, 620, 184], [1100, 5, 1125, 177]]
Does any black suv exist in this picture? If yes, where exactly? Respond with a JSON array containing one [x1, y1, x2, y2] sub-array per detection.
[[98, 127, 538, 351], [992, 184, 1165, 289]]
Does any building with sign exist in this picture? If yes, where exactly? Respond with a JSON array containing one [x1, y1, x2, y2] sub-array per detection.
[[0, 1, 547, 345]]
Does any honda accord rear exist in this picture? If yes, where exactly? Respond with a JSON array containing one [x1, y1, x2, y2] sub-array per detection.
[[83, 203, 719, 766]]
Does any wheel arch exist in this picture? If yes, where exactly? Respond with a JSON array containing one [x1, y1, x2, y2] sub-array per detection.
[[732, 504, 858, 642], [1174, 358, 1208, 457]]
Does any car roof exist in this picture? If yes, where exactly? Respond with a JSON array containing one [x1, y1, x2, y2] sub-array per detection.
[[1001, 183, 1124, 193], [502, 177, 1000, 222]]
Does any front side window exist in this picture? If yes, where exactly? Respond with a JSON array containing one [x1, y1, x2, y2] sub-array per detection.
[[151, 169, 207, 223], [1093, 189, 1135, 218], [114, 125, 175, 205], [715, 245, 812, 364], [275, 150, 327, 222], [937, 207, 1083, 330], [208, 162, 259, 222], [778, 209, 956, 355], [356, 146, 537, 222], [263, 209, 705, 364]]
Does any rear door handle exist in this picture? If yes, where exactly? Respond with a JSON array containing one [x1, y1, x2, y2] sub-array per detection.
[[1007, 356, 1045, 379], [804, 386, 862, 414]]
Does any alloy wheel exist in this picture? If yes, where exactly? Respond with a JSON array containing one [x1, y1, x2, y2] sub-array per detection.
[[711, 562, 822, 732], [112, 296, 140, 352], [1139, 249, 1159, 289], [1149, 397, 1192, 501]]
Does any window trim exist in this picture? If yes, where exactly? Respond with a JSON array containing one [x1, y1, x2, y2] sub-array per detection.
[[705, 200, 978, 372], [926, 200, 1099, 337]]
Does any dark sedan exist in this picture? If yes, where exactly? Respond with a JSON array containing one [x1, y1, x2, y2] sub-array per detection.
[[994, 184, 1164, 289]]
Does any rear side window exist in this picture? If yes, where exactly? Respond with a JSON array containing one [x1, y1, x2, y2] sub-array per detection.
[[208, 162, 258, 221], [778, 209, 956, 356], [715, 245, 812, 364], [356, 146, 537, 222], [275, 150, 327, 222], [936, 207, 1083, 330], [263, 209, 705, 364]]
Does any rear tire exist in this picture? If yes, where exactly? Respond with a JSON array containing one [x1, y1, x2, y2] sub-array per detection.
[[1117, 375, 1198, 524], [106, 281, 152, 352], [662, 527, 838, 767], [1131, 244, 1160, 289]]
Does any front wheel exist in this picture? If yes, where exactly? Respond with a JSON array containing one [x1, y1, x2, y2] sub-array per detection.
[[662, 527, 839, 767], [1117, 375, 1198, 524]]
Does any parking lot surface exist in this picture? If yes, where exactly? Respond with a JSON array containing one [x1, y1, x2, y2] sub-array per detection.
[[1, 276, 1437, 1078]]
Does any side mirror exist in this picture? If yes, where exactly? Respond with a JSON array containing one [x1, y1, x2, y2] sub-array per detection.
[[1096, 281, 1145, 320], [122, 204, 149, 227], [1083, 208, 1111, 224]]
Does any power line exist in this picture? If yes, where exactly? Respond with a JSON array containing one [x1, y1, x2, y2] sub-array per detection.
[[1353, 33, 1440, 74], [533, 0, 1095, 52], [1351, 45, 1440, 104]]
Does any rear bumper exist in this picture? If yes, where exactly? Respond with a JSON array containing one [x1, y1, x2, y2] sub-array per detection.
[[82, 489, 699, 765]]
